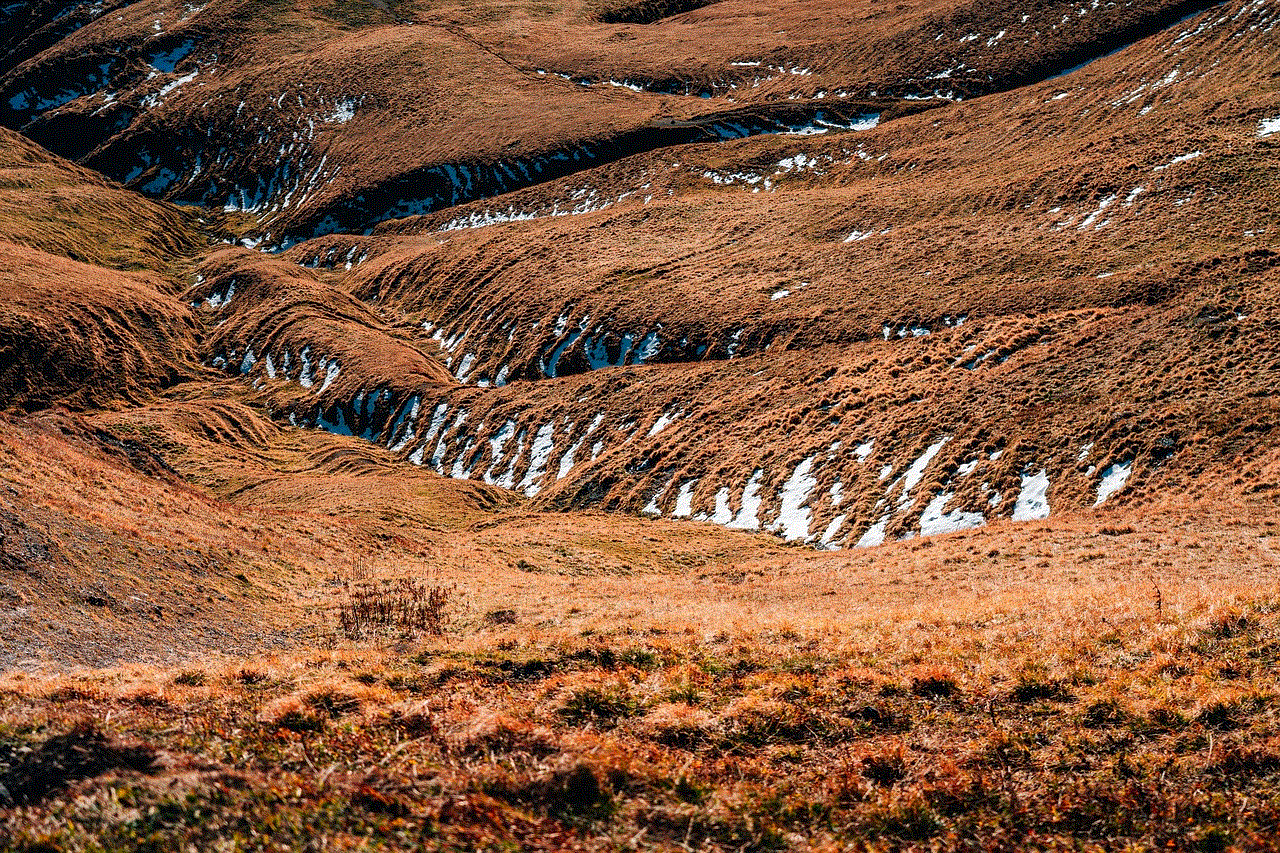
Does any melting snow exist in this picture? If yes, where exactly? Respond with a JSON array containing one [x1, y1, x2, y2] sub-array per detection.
[[648, 409, 680, 436], [819, 515, 846, 549], [856, 514, 890, 548], [318, 360, 340, 393], [1153, 151, 1202, 171], [1094, 460, 1133, 506], [484, 420, 516, 484], [1078, 194, 1116, 230], [899, 437, 950, 506], [673, 480, 698, 517], [769, 455, 818, 542], [520, 423, 556, 496], [699, 486, 729, 524], [919, 493, 985, 537], [1012, 469, 1051, 521], [727, 469, 765, 530], [643, 478, 672, 516]]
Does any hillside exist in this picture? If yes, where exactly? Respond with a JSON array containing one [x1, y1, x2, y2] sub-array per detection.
[[0, 0, 1278, 850]]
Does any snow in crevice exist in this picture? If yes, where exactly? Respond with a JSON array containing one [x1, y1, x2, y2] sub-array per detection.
[[1153, 151, 1202, 171], [819, 514, 846, 549], [1094, 460, 1133, 506], [1260, 117, 1280, 138], [768, 455, 818, 542], [483, 420, 517, 484], [726, 469, 766, 531], [643, 477, 673, 516], [705, 486, 733, 525], [1012, 469, 1051, 521], [519, 423, 556, 496], [855, 513, 891, 548], [919, 492, 985, 537], [673, 480, 698, 518], [899, 437, 950, 507], [387, 397, 423, 453], [1077, 194, 1117, 230], [648, 408, 681, 437]]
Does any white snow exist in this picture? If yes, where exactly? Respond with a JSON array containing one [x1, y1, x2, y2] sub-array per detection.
[[484, 420, 516, 484], [856, 514, 890, 548], [1153, 151, 1202, 171], [673, 480, 698, 517], [648, 409, 680, 436], [899, 437, 950, 506], [326, 98, 358, 124], [298, 348, 314, 388], [770, 289, 791, 300], [454, 352, 477, 383], [919, 493, 985, 537], [204, 282, 235, 308], [1094, 460, 1132, 506], [727, 469, 765, 530], [769, 455, 818, 542], [709, 487, 733, 525], [1078, 194, 1117, 230], [318, 360, 340, 393], [1260, 117, 1280, 138], [643, 478, 672, 516], [520, 423, 556, 496], [854, 440, 874, 463], [1012, 469, 1051, 521], [819, 514, 846, 549]]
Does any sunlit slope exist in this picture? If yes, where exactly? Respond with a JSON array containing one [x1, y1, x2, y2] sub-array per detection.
[[0, 0, 1229, 245], [193, 0, 1279, 547]]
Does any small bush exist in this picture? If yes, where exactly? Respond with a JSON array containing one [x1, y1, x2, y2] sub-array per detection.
[[483, 608, 518, 626], [236, 668, 267, 685], [1207, 608, 1253, 639]]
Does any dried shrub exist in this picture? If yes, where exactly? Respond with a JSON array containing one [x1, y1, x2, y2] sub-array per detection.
[[337, 576, 456, 639]]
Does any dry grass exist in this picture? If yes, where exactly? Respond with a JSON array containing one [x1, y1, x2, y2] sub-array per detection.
[[2, 527, 1278, 850]]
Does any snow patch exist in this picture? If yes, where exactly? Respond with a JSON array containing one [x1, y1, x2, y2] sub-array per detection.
[[769, 456, 818, 542], [1012, 469, 1051, 521], [1094, 460, 1132, 506]]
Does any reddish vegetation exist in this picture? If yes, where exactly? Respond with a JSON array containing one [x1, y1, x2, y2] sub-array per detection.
[[0, 0, 1277, 849]]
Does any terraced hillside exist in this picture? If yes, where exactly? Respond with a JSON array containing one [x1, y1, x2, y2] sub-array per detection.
[[1, 0, 1279, 850]]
